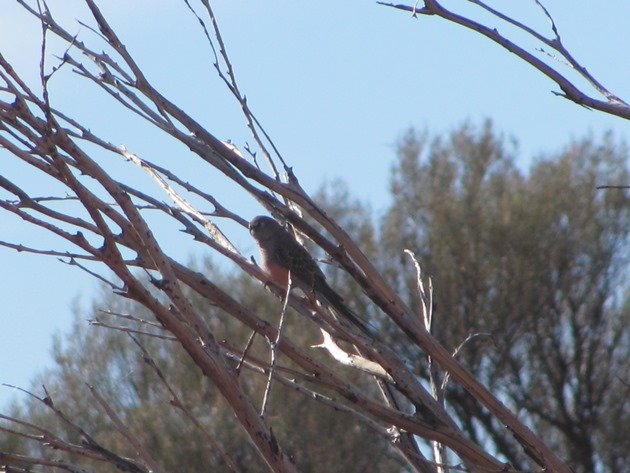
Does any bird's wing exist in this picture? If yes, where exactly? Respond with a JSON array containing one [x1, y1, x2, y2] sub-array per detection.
[[275, 238, 326, 286], [276, 237, 373, 335]]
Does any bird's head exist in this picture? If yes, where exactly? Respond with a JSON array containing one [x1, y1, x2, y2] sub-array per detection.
[[248, 215, 281, 242]]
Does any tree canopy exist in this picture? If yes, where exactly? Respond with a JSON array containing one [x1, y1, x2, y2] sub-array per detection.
[[3, 121, 628, 472], [380, 122, 630, 472]]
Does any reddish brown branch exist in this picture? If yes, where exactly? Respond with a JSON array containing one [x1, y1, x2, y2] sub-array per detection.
[[378, 1, 630, 120]]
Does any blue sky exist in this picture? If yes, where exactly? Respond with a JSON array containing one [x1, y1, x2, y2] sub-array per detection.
[[0, 0, 628, 407]]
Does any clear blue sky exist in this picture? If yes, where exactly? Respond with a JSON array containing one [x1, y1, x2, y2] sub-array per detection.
[[1, 0, 628, 408]]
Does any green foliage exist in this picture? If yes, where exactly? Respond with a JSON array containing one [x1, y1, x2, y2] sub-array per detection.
[[0, 263, 401, 473], [382, 121, 630, 472], [2, 120, 628, 472]]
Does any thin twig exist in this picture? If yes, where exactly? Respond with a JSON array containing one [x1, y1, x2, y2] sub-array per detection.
[[128, 335, 244, 473], [441, 332, 492, 390], [89, 319, 175, 340], [260, 271, 293, 417], [86, 383, 166, 473], [120, 146, 239, 254], [404, 249, 445, 471], [99, 309, 165, 330], [236, 330, 257, 376]]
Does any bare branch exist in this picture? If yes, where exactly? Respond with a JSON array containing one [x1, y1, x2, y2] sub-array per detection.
[[0, 2, 588, 472], [313, 331, 393, 381], [128, 335, 244, 473], [379, 1, 630, 120], [86, 384, 166, 473], [260, 271, 293, 418]]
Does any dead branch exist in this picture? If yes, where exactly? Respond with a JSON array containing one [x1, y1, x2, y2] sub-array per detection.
[[378, 1, 629, 121], [0, 1, 579, 472]]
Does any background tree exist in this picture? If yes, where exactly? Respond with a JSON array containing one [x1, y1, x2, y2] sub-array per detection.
[[3, 121, 628, 472], [381, 121, 630, 472], [2, 266, 401, 473]]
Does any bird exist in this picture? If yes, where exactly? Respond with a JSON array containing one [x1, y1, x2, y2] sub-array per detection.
[[248, 215, 370, 334]]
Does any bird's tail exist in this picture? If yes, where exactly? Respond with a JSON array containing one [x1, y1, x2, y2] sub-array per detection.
[[316, 282, 372, 336]]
